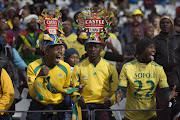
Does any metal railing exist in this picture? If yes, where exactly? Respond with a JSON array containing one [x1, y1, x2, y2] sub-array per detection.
[[0, 108, 170, 120]]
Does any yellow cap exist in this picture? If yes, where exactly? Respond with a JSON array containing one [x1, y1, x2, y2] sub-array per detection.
[[131, 9, 143, 16]]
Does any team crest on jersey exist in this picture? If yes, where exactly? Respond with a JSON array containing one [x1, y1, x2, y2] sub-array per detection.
[[142, 66, 146, 69], [57, 74, 62, 79], [82, 76, 88, 80], [28, 77, 31, 82]]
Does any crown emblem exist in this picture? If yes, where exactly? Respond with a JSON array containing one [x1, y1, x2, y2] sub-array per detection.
[[38, 8, 64, 36]]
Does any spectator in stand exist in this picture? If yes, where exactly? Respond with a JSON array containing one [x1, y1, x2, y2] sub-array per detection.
[[152, 15, 161, 36], [63, 18, 78, 47], [7, 15, 23, 48], [66, 28, 86, 58], [0, 18, 13, 44], [6, 7, 17, 29], [65, 48, 80, 72], [144, 26, 154, 39], [16, 14, 43, 65], [72, 33, 118, 120], [142, 18, 150, 26], [124, 9, 144, 43], [174, 15, 180, 33], [1, 32, 27, 71], [26, 34, 71, 120], [72, 12, 80, 34], [116, 38, 178, 120], [0, 68, 15, 120], [123, 27, 142, 56], [148, 7, 160, 23], [19, 8, 30, 30], [0, 37, 17, 85], [110, 16, 128, 49], [154, 15, 180, 120], [64, 48, 80, 120]]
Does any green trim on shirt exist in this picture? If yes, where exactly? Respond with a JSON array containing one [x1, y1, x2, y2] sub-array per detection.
[[58, 63, 68, 76]]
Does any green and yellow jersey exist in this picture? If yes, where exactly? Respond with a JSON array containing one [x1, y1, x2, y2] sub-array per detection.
[[27, 58, 71, 105], [119, 59, 169, 120], [72, 57, 118, 105], [64, 33, 78, 46]]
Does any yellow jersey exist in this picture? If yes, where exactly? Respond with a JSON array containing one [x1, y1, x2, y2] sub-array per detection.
[[64, 33, 78, 47], [27, 58, 71, 105], [72, 57, 118, 105], [119, 59, 169, 120]]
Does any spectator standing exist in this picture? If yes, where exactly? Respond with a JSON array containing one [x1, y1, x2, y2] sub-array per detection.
[[124, 9, 144, 43], [16, 14, 43, 65], [144, 26, 154, 39], [72, 33, 118, 120], [26, 34, 71, 120], [64, 48, 80, 120], [116, 38, 178, 120], [110, 16, 128, 49], [7, 15, 23, 48], [152, 15, 161, 36], [123, 27, 142, 56], [154, 15, 180, 120], [19, 8, 30, 30], [63, 18, 77, 47], [0, 35, 17, 84], [6, 7, 16, 29]]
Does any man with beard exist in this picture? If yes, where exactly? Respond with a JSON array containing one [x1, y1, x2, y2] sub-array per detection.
[[26, 34, 71, 120], [153, 15, 180, 120], [16, 14, 43, 65], [72, 33, 118, 120], [116, 38, 178, 120]]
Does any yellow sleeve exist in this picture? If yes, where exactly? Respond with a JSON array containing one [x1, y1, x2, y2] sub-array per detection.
[[27, 64, 39, 98], [158, 67, 169, 88], [0, 68, 15, 114], [72, 65, 80, 88], [72, 65, 81, 101], [109, 65, 119, 105], [119, 65, 128, 87], [63, 65, 71, 89]]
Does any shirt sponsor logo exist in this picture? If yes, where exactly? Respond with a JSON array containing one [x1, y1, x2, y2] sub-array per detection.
[[57, 74, 62, 79], [134, 73, 155, 78], [82, 76, 88, 80]]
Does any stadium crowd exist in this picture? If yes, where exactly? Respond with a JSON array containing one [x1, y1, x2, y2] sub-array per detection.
[[0, 0, 180, 120]]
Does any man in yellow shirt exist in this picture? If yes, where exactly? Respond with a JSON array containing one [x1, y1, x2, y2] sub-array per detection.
[[26, 34, 71, 120], [116, 38, 178, 120], [72, 32, 118, 120]]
